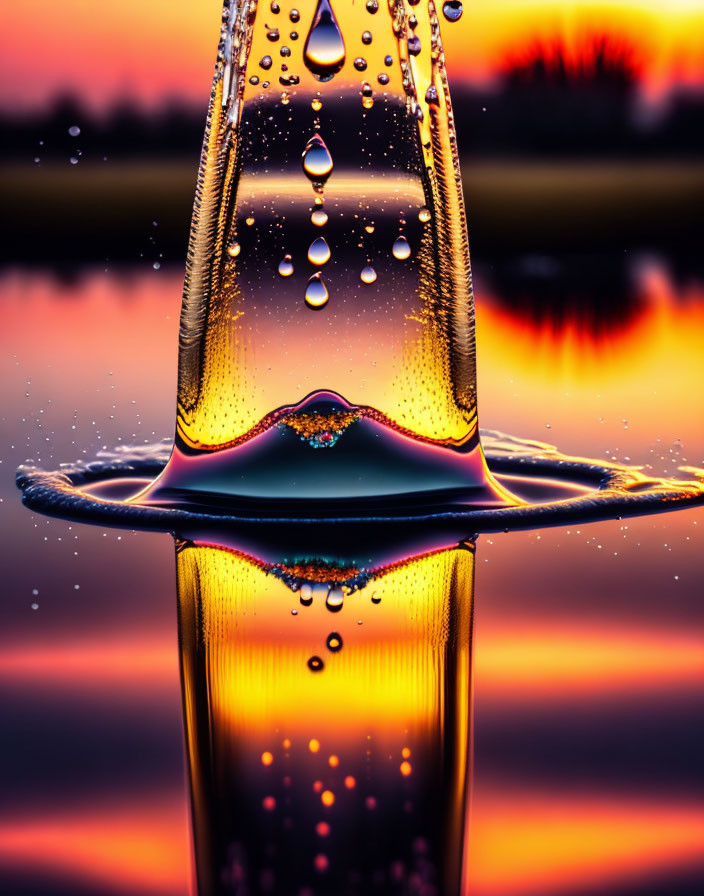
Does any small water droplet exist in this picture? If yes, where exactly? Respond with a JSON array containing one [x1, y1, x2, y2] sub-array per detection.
[[68, 125, 81, 137], [326, 632, 343, 652], [302, 133, 334, 187], [354, 57, 368, 72], [260, 55, 273, 70], [270, 1, 280, 12], [425, 85, 439, 106], [308, 236, 331, 266], [364, 223, 375, 233], [267, 27, 280, 42], [377, 73, 390, 86], [278, 254, 294, 276], [249, 75, 260, 85], [362, 31, 372, 45], [311, 95, 323, 110], [371, 593, 381, 604], [304, 0, 346, 81], [300, 584, 313, 605], [384, 54, 393, 67], [360, 265, 377, 284], [392, 236, 411, 260], [366, 0, 378, 12], [290, 30, 299, 40], [308, 655, 325, 671], [227, 241, 241, 258], [290, 8, 300, 22], [418, 207, 431, 223], [408, 36, 421, 56], [305, 273, 329, 309], [280, 45, 291, 57], [442, 0, 463, 23], [245, 216, 255, 226], [311, 208, 329, 226], [326, 587, 344, 611], [69, 157, 79, 165]]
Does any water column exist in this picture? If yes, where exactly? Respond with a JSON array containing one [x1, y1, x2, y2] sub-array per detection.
[[176, 529, 475, 895]]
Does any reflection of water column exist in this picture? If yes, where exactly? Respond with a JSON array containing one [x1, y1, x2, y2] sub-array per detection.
[[176, 535, 475, 895]]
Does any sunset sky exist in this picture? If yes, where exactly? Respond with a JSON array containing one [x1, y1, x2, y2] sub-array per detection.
[[1, 0, 703, 112]]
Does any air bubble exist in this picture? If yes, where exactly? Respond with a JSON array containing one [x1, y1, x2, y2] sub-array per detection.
[[392, 236, 411, 260], [304, 0, 346, 81], [360, 266, 377, 284], [442, 0, 463, 23], [278, 254, 294, 276], [227, 241, 241, 258], [311, 96, 323, 111], [418, 207, 431, 223], [305, 273, 329, 309], [308, 236, 331, 266]]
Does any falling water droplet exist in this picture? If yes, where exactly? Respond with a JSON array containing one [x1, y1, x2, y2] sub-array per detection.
[[326, 587, 344, 611], [326, 632, 343, 652], [278, 254, 294, 276], [302, 134, 334, 187], [360, 265, 377, 284], [418, 207, 431, 223], [392, 236, 411, 260], [300, 584, 314, 605], [308, 236, 331, 266], [311, 95, 323, 111], [442, 0, 463, 23], [408, 36, 421, 57], [227, 241, 241, 258], [308, 655, 325, 672], [303, 0, 346, 81], [311, 208, 329, 226], [305, 273, 329, 309]]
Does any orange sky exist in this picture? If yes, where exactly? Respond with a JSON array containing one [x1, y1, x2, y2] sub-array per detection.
[[1, 0, 703, 111]]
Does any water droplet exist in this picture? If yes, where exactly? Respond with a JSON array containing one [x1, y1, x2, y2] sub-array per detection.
[[311, 208, 328, 226], [392, 236, 411, 260], [408, 36, 421, 56], [290, 30, 299, 40], [425, 85, 439, 106], [384, 54, 393, 67], [305, 273, 329, 309], [260, 55, 273, 70], [300, 583, 313, 605], [304, 0, 346, 81], [245, 216, 255, 226], [362, 31, 372, 45], [249, 75, 260, 85], [308, 655, 325, 672], [280, 45, 291, 57], [326, 632, 343, 652], [227, 241, 241, 258], [290, 9, 300, 22], [354, 57, 368, 72], [302, 134, 334, 186], [326, 587, 344, 611], [278, 254, 294, 276], [267, 27, 280, 42], [377, 73, 390, 86], [311, 96, 323, 111], [442, 0, 463, 23], [281, 91, 290, 104], [366, 0, 378, 12], [68, 125, 80, 137], [371, 593, 381, 604], [418, 207, 431, 223], [270, 1, 280, 12], [69, 157, 79, 165], [409, 14, 418, 30], [308, 236, 331, 266], [364, 223, 375, 233], [360, 265, 377, 284]]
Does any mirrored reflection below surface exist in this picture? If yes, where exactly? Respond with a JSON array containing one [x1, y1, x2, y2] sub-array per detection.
[[175, 528, 475, 896]]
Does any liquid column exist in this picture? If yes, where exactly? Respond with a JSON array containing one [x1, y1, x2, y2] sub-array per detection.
[[176, 534, 475, 895]]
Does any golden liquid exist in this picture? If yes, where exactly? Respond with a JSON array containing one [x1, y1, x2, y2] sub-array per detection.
[[176, 533, 474, 895], [177, 0, 479, 451]]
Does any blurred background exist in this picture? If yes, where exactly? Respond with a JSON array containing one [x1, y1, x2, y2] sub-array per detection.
[[1, 3, 704, 896]]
